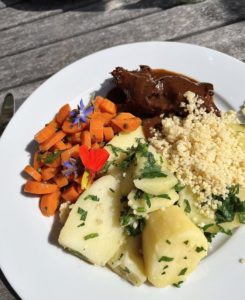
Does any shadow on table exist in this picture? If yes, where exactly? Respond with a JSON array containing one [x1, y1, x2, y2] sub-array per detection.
[[0, 269, 21, 300], [3, 0, 207, 12], [221, 0, 245, 17]]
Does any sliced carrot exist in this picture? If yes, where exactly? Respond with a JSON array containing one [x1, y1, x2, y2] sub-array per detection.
[[74, 175, 82, 184], [111, 115, 142, 133], [41, 167, 59, 181], [93, 96, 104, 111], [61, 144, 80, 164], [24, 165, 42, 182], [70, 132, 81, 144], [91, 143, 100, 150], [40, 191, 61, 216], [90, 112, 115, 126], [62, 184, 79, 203], [33, 151, 42, 170], [90, 118, 104, 143], [103, 127, 114, 142], [24, 181, 59, 194], [75, 183, 83, 194], [99, 98, 117, 114], [62, 120, 87, 134], [34, 120, 57, 144], [56, 104, 71, 125], [114, 112, 136, 120], [45, 155, 61, 168], [39, 131, 66, 152], [54, 140, 72, 151], [81, 130, 91, 148], [54, 174, 69, 188]]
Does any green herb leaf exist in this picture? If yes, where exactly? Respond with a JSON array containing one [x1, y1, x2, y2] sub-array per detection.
[[136, 207, 146, 213], [166, 240, 171, 245], [174, 182, 185, 193], [77, 207, 87, 221], [158, 194, 171, 200], [84, 194, 100, 202], [109, 188, 115, 193], [123, 267, 130, 273], [107, 144, 126, 157], [217, 225, 232, 236], [84, 233, 99, 240], [44, 150, 62, 164], [184, 199, 191, 213], [158, 256, 174, 262], [238, 212, 245, 224], [139, 164, 167, 179], [195, 246, 206, 253], [178, 268, 188, 276], [173, 281, 183, 288], [183, 240, 189, 245], [77, 222, 85, 227]]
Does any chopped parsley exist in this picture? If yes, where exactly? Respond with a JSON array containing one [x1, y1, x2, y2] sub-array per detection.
[[134, 189, 151, 208], [195, 246, 206, 253], [84, 233, 99, 240], [183, 256, 188, 260], [184, 199, 191, 213], [138, 164, 167, 179], [174, 181, 185, 193], [238, 212, 245, 224], [173, 281, 183, 288], [136, 207, 146, 213], [100, 161, 111, 173], [109, 188, 115, 193], [120, 206, 146, 236], [37, 150, 62, 164], [178, 268, 188, 276], [123, 267, 130, 273], [183, 240, 189, 245], [214, 184, 245, 223], [77, 207, 87, 221], [84, 194, 100, 202], [166, 240, 171, 245], [77, 222, 85, 227], [107, 144, 126, 157], [204, 231, 217, 243], [118, 253, 124, 260], [161, 271, 166, 275], [216, 225, 232, 236], [163, 265, 169, 270], [158, 256, 174, 262], [158, 194, 171, 200]]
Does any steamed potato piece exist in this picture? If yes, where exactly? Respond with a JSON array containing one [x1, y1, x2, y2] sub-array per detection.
[[134, 174, 178, 196], [143, 206, 208, 288], [108, 236, 146, 286], [179, 186, 213, 226], [128, 189, 179, 215], [105, 126, 144, 195], [59, 175, 124, 266]]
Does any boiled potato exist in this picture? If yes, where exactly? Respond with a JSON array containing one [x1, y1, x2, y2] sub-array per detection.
[[59, 175, 124, 266], [128, 189, 179, 216], [108, 236, 146, 286], [134, 174, 178, 196], [178, 186, 213, 226], [143, 206, 208, 288], [105, 126, 144, 195]]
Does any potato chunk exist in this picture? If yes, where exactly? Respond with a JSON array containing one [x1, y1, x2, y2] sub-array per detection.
[[108, 236, 146, 286], [59, 175, 124, 266], [143, 206, 208, 288], [128, 189, 179, 216]]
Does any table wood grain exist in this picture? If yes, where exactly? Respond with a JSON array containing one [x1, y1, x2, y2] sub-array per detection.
[[0, 0, 244, 298]]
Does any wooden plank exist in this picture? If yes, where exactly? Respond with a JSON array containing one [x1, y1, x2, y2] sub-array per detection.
[[178, 21, 245, 61], [2, 0, 245, 59], [0, 1, 161, 58], [0, 0, 245, 92], [0, 0, 22, 9], [0, 79, 44, 111], [0, 0, 100, 31]]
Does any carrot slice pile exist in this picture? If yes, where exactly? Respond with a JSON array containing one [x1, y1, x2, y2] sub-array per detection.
[[23, 95, 142, 216]]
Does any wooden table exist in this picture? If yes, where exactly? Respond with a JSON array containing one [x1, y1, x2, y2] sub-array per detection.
[[0, 0, 244, 298]]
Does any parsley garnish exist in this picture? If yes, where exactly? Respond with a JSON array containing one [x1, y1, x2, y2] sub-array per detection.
[[84, 194, 100, 202], [77, 222, 85, 227], [174, 181, 185, 193], [158, 256, 174, 262], [217, 225, 232, 236], [183, 240, 189, 245], [163, 265, 169, 270], [184, 199, 191, 213], [173, 281, 183, 288], [107, 144, 126, 157], [44, 150, 62, 164], [158, 194, 171, 200], [77, 207, 87, 221], [214, 184, 245, 223], [178, 268, 188, 276], [120, 206, 146, 236], [109, 188, 115, 193], [84, 233, 99, 240], [238, 212, 245, 224], [123, 267, 130, 273], [138, 164, 167, 179], [166, 240, 171, 245], [195, 246, 206, 253], [136, 207, 146, 213]]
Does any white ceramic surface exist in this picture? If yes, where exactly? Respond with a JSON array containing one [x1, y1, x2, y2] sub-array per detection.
[[0, 42, 245, 300]]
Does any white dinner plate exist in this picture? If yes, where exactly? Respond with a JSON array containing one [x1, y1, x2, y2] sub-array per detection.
[[1, 41, 245, 300]]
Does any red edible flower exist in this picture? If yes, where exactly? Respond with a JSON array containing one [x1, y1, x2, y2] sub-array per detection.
[[79, 145, 109, 174]]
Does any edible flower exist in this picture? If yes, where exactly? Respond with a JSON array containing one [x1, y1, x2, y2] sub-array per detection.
[[70, 99, 93, 125], [79, 145, 109, 174], [62, 158, 80, 177], [79, 145, 110, 189]]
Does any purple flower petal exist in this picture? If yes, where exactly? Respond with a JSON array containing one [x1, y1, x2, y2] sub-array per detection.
[[70, 110, 77, 117], [79, 99, 85, 110], [84, 106, 94, 117], [79, 114, 87, 123], [72, 117, 80, 125], [63, 161, 73, 168]]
